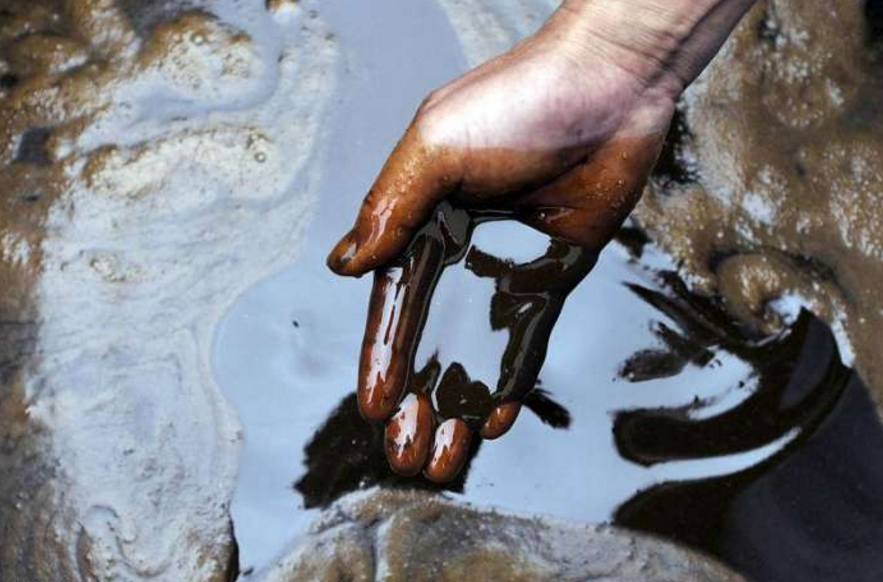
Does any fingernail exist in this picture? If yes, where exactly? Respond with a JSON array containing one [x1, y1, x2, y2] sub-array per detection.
[[480, 401, 521, 440], [425, 418, 471, 483], [385, 394, 434, 477], [327, 231, 359, 275]]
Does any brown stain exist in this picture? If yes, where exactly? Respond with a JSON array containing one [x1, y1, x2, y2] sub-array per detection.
[[480, 401, 521, 440], [355, 201, 600, 481], [340, 123, 668, 481], [359, 225, 449, 422]]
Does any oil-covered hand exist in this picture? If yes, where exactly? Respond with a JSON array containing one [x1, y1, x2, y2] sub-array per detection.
[[326, 13, 677, 277], [327, 0, 759, 481], [326, 15, 674, 483]]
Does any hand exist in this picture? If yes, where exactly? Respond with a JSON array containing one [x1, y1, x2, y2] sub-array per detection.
[[326, 16, 676, 277], [328, 0, 763, 274], [327, 5, 685, 482]]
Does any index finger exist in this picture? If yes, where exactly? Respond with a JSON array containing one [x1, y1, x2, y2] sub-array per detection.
[[327, 125, 460, 277]]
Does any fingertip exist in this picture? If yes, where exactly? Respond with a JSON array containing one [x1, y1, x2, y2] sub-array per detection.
[[334, 132, 456, 276], [358, 267, 412, 422], [385, 393, 434, 477], [327, 231, 363, 276], [480, 401, 521, 440], [328, 226, 415, 277], [425, 418, 471, 483], [358, 359, 405, 423], [358, 386, 398, 423]]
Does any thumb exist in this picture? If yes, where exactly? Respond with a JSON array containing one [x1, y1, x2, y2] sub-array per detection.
[[327, 127, 459, 277]]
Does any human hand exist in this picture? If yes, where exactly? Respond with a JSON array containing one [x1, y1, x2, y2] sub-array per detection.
[[326, 12, 676, 278], [326, 0, 759, 481], [327, 37, 671, 479], [328, 0, 761, 276]]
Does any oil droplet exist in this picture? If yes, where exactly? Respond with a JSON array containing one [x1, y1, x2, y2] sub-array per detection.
[[192, 33, 206, 45], [254, 152, 267, 163]]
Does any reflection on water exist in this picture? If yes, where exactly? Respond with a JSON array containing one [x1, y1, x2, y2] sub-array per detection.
[[614, 270, 849, 467], [294, 392, 475, 505], [610, 235, 883, 581], [618, 375, 883, 582]]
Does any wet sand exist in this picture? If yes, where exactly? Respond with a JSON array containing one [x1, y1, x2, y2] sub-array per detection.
[[254, 488, 748, 582]]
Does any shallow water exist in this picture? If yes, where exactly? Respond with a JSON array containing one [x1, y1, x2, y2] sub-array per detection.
[[211, 2, 883, 580]]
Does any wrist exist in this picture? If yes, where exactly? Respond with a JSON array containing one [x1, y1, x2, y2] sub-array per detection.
[[544, 0, 757, 99]]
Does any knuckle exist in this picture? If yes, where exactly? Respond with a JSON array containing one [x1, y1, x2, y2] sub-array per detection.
[[412, 106, 440, 138], [417, 88, 443, 114]]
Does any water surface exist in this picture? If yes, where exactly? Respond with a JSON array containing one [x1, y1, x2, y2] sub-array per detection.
[[211, 1, 883, 580]]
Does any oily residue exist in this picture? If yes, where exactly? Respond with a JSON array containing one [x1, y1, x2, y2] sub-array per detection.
[[613, 258, 883, 582], [607, 234, 883, 582], [358, 202, 595, 429], [634, 0, 883, 419], [617, 372, 883, 582], [614, 277, 849, 468], [215, 0, 883, 578]]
